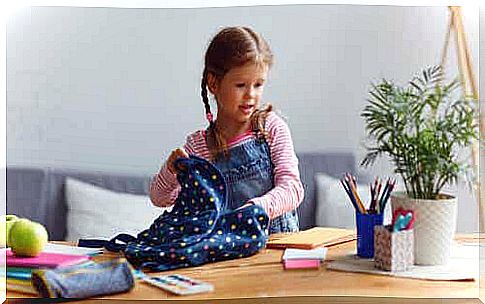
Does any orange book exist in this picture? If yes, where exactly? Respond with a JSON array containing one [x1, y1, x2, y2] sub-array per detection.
[[267, 227, 356, 250]]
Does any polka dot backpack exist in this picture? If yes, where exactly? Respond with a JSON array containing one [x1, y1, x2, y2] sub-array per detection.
[[123, 155, 270, 271]]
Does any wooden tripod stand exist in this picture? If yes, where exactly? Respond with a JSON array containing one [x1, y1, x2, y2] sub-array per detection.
[[440, 6, 483, 231]]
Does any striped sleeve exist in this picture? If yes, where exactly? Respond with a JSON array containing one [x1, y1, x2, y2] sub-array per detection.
[[250, 112, 305, 219], [149, 130, 210, 207]]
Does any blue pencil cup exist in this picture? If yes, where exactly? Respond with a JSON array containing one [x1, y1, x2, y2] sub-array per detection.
[[356, 212, 384, 258]]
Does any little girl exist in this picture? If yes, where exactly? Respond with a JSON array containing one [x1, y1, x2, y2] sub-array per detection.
[[150, 26, 304, 234]]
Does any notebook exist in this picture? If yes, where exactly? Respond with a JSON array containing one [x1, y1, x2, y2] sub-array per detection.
[[5, 249, 90, 268], [6, 278, 38, 295], [267, 227, 356, 249], [6, 267, 33, 281]]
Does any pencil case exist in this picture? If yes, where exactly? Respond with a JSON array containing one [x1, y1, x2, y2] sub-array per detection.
[[374, 225, 414, 272], [31, 258, 135, 298]]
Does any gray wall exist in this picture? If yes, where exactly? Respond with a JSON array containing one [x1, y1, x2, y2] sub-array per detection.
[[6, 5, 480, 232]]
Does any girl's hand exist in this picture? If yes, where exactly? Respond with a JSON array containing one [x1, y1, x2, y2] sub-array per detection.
[[167, 148, 189, 174]]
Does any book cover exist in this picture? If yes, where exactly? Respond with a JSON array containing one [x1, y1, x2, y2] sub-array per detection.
[[5, 249, 90, 268], [267, 227, 356, 249], [6, 268, 32, 281], [6, 278, 38, 295]]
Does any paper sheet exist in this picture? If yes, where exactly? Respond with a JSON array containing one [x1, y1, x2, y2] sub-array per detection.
[[44, 243, 103, 256], [326, 243, 479, 281], [282, 247, 328, 260]]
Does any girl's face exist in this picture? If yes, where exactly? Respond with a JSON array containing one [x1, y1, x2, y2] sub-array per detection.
[[208, 62, 268, 125]]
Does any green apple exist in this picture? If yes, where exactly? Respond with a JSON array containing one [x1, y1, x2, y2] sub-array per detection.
[[0, 214, 19, 247], [9, 219, 48, 257]]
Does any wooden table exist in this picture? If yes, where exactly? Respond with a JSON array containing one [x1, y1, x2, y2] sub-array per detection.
[[6, 234, 484, 303]]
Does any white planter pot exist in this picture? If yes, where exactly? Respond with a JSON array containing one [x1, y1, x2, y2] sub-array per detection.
[[390, 192, 457, 266]]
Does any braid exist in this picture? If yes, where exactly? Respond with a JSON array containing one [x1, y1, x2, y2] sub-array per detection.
[[201, 69, 227, 159], [201, 68, 212, 122]]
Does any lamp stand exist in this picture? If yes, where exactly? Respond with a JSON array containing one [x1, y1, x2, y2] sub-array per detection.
[[440, 6, 483, 232]]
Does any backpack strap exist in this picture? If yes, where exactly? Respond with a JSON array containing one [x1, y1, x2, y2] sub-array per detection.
[[78, 233, 137, 252]]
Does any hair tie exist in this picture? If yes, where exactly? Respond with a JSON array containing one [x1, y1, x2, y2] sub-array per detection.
[[206, 112, 214, 123]]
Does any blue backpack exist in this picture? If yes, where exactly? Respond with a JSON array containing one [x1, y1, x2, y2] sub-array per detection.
[[93, 155, 270, 271]]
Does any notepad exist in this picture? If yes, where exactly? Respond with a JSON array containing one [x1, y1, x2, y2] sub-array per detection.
[[5, 249, 90, 268], [267, 227, 356, 249], [282, 247, 327, 261]]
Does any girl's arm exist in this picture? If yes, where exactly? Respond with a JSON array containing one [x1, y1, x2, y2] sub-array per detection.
[[149, 161, 181, 207], [250, 112, 304, 219], [149, 132, 202, 207]]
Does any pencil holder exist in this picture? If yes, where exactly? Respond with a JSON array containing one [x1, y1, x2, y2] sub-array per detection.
[[374, 225, 414, 272], [356, 212, 383, 258]]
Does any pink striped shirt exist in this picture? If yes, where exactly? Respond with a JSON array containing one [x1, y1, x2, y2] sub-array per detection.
[[149, 111, 304, 220]]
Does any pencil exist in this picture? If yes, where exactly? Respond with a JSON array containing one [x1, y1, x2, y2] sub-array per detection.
[[381, 179, 395, 213], [378, 179, 390, 213], [346, 176, 366, 214], [340, 179, 360, 213], [369, 178, 379, 213], [369, 182, 375, 213]]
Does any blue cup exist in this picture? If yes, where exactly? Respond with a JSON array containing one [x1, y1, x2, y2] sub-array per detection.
[[356, 212, 384, 258]]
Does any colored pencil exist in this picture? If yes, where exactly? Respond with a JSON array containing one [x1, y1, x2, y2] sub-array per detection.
[[346, 175, 366, 214], [340, 179, 360, 213], [380, 179, 395, 213]]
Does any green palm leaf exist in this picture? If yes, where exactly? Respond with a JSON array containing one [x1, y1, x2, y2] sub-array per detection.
[[360, 65, 478, 199]]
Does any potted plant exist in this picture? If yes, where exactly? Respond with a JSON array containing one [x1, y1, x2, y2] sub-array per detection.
[[360, 66, 478, 265]]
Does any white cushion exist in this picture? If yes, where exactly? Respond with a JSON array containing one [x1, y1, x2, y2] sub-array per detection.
[[65, 178, 171, 241], [314, 173, 391, 229]]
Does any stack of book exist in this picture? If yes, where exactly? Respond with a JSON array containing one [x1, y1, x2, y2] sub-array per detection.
[[282, 247, 327, 270], [3, 243, 102, 295]]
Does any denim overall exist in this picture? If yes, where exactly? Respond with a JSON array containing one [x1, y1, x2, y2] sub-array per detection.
[[212, 134, 299, 234]]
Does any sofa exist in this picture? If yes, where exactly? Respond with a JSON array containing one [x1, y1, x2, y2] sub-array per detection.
[[6, 152, 357, 241]]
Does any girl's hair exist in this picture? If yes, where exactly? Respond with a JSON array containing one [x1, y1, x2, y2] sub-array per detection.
[[201, 26, 274, 158]]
